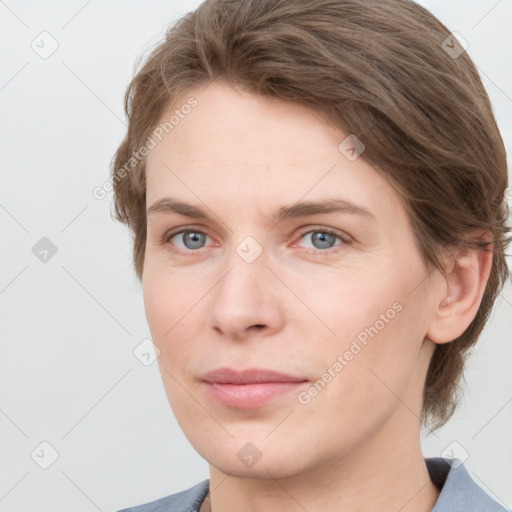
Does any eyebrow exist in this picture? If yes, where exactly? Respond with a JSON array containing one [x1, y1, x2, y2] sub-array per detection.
[[147, 197, 375, 224]]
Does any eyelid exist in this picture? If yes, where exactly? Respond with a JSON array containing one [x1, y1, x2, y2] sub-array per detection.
[[295, 226, 352, 244], [160, 226, 216, 247], [291, 226, 352, 253]]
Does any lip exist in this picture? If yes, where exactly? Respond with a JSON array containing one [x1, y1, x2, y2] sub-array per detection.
[[200, 367, 306, 384], [199, 367, 308, 408]]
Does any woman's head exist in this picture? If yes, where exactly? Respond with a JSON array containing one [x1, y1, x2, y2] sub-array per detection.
[[111, 0, 509, 446]]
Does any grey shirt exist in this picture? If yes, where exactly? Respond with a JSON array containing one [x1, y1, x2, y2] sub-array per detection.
[[116, 457, 508, 512]]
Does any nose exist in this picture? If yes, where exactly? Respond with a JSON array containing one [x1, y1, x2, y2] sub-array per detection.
[[209, 251, 285, 341]]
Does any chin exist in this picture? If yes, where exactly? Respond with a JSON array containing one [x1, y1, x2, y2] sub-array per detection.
[[208, 453, 306, 480], [194, 434, 315, 480]]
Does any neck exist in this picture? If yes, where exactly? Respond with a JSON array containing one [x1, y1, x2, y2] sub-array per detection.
[[206, 410, 440, 512]]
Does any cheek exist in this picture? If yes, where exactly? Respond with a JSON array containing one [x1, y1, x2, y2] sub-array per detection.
[[293, 266, 405, 347], [300, 261, 427, 394], [142, 267, 201, 363], [143, 257, 204, 330], [143, 269, 206, 417], [298, 298, 425, 452]]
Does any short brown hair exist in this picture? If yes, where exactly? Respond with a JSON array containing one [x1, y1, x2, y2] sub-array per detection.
[[110, 0, 510, 430]]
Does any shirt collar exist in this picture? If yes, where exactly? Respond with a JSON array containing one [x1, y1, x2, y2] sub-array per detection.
[[426, 457, 507, 511]]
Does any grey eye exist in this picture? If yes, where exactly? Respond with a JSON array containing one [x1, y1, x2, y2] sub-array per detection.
[[311, 232, 336, 249], [172, 231, 208, 250], [303, 231, 339, 250]]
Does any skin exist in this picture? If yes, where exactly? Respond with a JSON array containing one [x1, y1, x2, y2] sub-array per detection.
[[142, 80, 492, 512]]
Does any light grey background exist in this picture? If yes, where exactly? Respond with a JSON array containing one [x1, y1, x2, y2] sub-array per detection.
[[1, 1, 511, 511]]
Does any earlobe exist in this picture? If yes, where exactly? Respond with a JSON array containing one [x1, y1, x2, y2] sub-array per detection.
[[426, 231, 493, 345]]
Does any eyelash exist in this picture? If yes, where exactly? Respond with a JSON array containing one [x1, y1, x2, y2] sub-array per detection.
[[295, 227, 352, 254], [160, 226, 352, 255]]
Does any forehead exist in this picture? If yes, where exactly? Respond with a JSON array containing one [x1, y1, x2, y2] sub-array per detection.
[[144, 81, 404, 225], [148, 81, 342, 166]]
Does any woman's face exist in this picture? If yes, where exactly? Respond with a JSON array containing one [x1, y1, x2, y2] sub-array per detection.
[[142, 81, 441, 479]]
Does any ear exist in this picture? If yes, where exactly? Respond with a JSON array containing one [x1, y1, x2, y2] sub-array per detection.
[[426, 230, 494, 344]]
